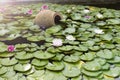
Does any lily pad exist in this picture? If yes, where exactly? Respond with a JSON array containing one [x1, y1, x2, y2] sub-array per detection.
[[27, 36, 45, 42], [104, 67, 120, 77], [80, 52, 95, 61], [63, 27, 76, 34], [59, 45, 73, 51], [14, 64, 32, 72], [71, 13, 82, 20], [63, 55, 80, 63], [107, 56, 120, 63], [82, 69, 102, 77], [1, 58, 18, 66], [31, 58, 48, 67], [0, 52, 15, 58], [96, 49, 114, 59], [83, 61, 102, 71], [106, 19, 120, 25], [51, 53, 64, 61], [34, 51, 55, 59], [45, 25, 62, 34], [15, 51, 33, 60], [62, 67, 81, 77], [101, 34, 113, 41], [46, 62, 64, 71], [0, 67, 7, 75]]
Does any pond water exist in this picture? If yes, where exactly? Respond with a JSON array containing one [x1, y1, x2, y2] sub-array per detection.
[[0, 3, 120, 80]]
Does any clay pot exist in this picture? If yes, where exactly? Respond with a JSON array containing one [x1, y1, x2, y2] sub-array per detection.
[[34, 10, 62, 29]]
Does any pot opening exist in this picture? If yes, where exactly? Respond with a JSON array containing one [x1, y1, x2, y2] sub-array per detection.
[[54, 15, 61, 24]]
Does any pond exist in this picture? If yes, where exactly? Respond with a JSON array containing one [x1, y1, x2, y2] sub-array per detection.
[[0, 3, 120, 80]]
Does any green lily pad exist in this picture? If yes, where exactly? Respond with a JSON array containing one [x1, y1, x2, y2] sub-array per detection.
[[71, 13, 82, 20], [15, 51, 33, 60], [34, 66, 45, 70], [45, 25, 62, 34], [83, 61, 102, 71], [34, 51, 55, 59], [104, 67, 120, 77], [46, 62, 64, 71], [78, 45, 88, 52], [94, 58, 106, 65], [106, 19, 120, 25], [59, 45, 73, 51], [29, 25, 41, 32], [80, 52, 95, 61], [63, 55, 80, 63], [96, 21, 106, 26], [47, 47, 60, 53], [1, 58, 18, 66], [71, 76, 82, 80], [100, 43, 115, 49], [31, 58, 48, 67], [1, 70, 16, 78], [0, 52, 15, 58], [82, 69, 102, 77], [107, 56, 120, 63], [63, 27, 76, 34], [28, 70, 45, 78], [51, 53, 64, 61], [102, 63, 110, 70], [62, 67, 81, 77], [89, 46, 100, 51], [14, 64, 32, 72], [15, 44, 28, 49], [101, 34, 113, 41], [27, 36, 45, 42], [0, 67, 7, 75], [0, 43, 7, 52], [96, 49, 114, 59], [18, 60, 30, 64]]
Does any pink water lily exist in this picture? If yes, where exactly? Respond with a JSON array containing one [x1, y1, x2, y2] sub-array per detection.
[[0, 8, 5, 13], [41, 4, 49, 10], [85, 16, 91, 19], [7, 45, 15, 52], [27, 9, 32, 15]]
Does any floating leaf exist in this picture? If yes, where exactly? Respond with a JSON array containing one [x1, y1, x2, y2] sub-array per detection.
[[80, 52, 95, 61], [14, 64, 32, 72], [15, 51, 33, 60], [96, 49, 114, 59], [46, 62, 64, 71], [82, 69, 102, 77], [83, 61, 102, 71], [1, 58, 18, 66], [31, 58, 48, 67], [63, 67, 81, 77], [104, 67, 120, 77], [63, 55, 80, 63], [34, 51, 55, 59]]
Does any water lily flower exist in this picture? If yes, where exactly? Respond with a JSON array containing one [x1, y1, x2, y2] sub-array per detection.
[[7, 45, 15, 52], [66, 35, 75, 41], [96, 13, 103, 18], [26, 9, 32, 15], [41, 4, 49, 10], [67, 9, 71, 13], [85, 16, 91, 19], [83, 9, 90, 14], [52, 38, 63, 47], [72, 7, 75, 10], [0, 8, 5, 13], [94, 29, 104, 34]]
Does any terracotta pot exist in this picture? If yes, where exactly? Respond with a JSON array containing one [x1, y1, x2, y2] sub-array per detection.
[[34, 10, 62, 29]]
